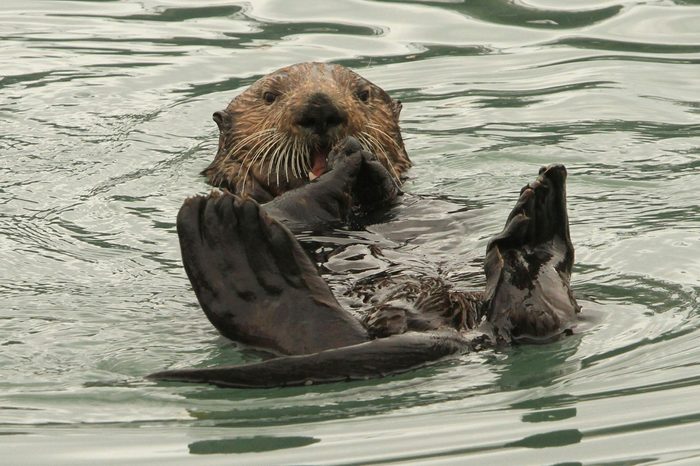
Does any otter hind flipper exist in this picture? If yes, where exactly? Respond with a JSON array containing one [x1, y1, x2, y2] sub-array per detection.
[[484, 164, 580, 344], [148, 330, 468, 388], [176, 192, 368, 356]]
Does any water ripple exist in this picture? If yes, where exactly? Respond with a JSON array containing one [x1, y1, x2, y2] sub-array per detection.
[[1, 0, 699, 463]]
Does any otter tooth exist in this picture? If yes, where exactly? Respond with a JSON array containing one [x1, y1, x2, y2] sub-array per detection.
[[309, 171, 318, 181]]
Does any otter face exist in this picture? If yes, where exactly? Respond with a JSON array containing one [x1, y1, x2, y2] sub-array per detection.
[[203, 62, 410, 200]]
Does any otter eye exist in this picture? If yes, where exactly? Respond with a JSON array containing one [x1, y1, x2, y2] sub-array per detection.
[[356, 89, 370, 103], [262, 91, 279, 104]]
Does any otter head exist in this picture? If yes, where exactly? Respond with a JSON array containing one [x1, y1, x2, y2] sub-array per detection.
[[202, 62, 410, 201]]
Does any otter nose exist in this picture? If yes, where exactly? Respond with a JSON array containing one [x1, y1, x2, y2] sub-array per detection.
[[296, 93, 348, 136]]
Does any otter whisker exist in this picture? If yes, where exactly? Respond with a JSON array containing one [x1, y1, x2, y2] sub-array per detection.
[[282, 135, 296, 185], [225, 127, 276, 163], [234, 132, 277, 184], [225, 132, 260, 161], [282, 137, 292, 185], [262, 133, 286, 188], [295, 137, 308, 180], [291, 137, 300, 180], [358, 132, 402, 188], [238, 141, 266, 194], [281, 136, 305, 183], [261, 137, 284, 185], [366, 123, 403, 150], [361, 131, 401, 187], [355, 133, 373, 157], [274, 135, 289, 188], [302, 140, 310, 178], [248, 131, 281, 168], [287, 137, 299, 182], [239, 132, 271, 167], [241, 132, 283, 195], [282, 148, 289, 184], [290, 137, 300, 181]]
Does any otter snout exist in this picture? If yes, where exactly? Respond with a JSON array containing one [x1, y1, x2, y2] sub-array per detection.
[[296, 92, 348, 137]]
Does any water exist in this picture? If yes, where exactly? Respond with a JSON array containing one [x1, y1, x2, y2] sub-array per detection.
[[1, 0, 699, 463]]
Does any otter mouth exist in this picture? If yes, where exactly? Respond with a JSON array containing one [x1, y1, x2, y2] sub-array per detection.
[[309, 144, 331, 181]]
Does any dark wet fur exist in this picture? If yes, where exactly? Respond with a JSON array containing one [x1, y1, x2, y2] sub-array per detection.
[[483, 165, 580, 344]]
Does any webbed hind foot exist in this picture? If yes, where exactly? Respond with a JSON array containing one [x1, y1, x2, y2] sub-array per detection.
[[176, 192, 368, 355], [484, 164, 580, 343]]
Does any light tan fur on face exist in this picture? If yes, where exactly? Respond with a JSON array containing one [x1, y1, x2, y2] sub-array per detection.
[[203, 62, 411, 200]]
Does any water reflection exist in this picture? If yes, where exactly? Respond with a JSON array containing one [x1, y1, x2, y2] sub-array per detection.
[[377, 0, 624, 30], [189, 435, 320, 455], [1, 0, 700, 463]]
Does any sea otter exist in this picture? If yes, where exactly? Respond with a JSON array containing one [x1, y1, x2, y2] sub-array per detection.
[[148, 63, 580, 388]]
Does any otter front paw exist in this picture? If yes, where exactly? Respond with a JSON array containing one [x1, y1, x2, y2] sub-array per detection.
[[261, 139, 364, 230], [263, 152, 362, 232], [261, 136, 400, 230], [329, 136, 401, 212]]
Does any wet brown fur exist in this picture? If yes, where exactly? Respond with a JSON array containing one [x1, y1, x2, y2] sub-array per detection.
[[348, 274, 483, 338], [202, 62, 411, 201]]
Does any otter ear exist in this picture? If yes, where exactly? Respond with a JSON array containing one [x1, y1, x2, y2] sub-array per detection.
[[213, 110, 233, 132], [391, 99, 402, 119]]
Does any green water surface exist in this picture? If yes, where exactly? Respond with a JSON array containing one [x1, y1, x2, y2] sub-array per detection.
[[1, 0, 699, 464]]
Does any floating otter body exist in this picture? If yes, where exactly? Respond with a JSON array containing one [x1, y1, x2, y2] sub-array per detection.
[[149, 63, 580, 388]]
